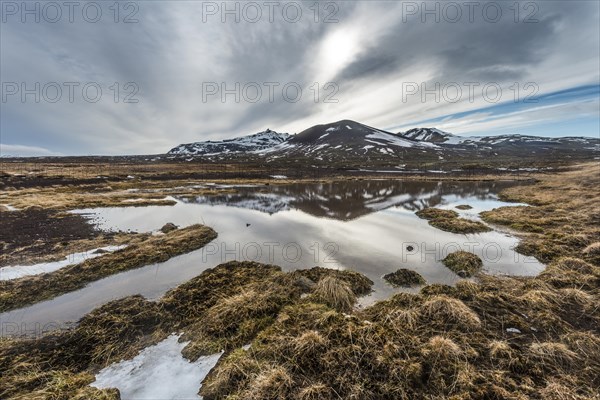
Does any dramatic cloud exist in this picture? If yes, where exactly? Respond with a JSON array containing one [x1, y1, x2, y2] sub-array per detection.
[[1, 0, 599, 155]]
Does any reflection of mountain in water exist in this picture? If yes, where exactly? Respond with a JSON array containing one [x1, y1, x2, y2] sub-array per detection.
[[178, 180, 518, 221]]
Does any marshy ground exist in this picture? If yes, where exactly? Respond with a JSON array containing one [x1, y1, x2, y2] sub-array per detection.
[[0, 161, 598, 399], [416, 207, 492, 234]]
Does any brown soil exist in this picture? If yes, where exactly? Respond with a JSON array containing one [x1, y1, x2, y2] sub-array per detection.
[[0, 208, 138, 267]]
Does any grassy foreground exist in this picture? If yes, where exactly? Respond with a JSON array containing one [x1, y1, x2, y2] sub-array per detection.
[[1, 256, 597, 399], [0, 262, 373, 399], [0, 163, 598, 399], [0, 224, 217, 312]]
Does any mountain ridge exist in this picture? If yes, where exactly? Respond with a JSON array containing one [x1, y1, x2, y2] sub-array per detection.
[[167, 120, 599, 165], [168, 129, 290, 156]]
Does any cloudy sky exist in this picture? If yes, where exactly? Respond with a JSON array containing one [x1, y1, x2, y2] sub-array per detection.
[[1, 0, 599, 156]]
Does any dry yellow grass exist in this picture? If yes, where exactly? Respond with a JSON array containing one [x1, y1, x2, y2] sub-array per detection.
[[418, 295, 482, 329], [481, 162, 600, 264], [311, 276, 357, 313], [416, 207, 491, 233]]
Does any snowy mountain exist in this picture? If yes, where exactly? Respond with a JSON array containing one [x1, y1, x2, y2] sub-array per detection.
[[168, 129, 289, 156], [255, 120, 440, 162], [166, 121, 599, 167], [400, 127, 600, 149], [402, 128, 456, 143]]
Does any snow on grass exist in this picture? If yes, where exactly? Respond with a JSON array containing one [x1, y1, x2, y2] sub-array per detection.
[[91, 334, 223, 400], [0, 246, 127, 281], [1, 204, 19, 211]]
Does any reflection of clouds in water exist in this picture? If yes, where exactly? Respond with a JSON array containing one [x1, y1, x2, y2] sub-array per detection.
[[1, 180, 543, 331], [75, 180, 544, 289]]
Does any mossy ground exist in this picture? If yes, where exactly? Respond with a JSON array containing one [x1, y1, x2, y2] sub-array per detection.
[[383, 268, 426, 287], [442, 251, 483, 277], [416, 207, 491, 234]]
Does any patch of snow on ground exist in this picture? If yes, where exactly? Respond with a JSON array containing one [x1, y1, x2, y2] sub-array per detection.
[[270, 175, 288, 179], [0, 246, 127, 280], [311, 144, 329, 152], [1, 204, 19, 211], [122, 197, 173, 203], [318, 133, 329, 140], [92, 334, 223, 400]]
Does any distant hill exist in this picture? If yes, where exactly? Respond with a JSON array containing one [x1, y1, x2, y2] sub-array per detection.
[[168, 129, 289, 156], [167, 120, 600, 167]]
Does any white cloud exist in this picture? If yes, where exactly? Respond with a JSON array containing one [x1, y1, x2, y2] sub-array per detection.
[[0, 144, 61, 157], [1, 1, 598, 154]]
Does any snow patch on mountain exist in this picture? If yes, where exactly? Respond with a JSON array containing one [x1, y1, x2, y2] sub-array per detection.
[[169, 129, 290, 155]]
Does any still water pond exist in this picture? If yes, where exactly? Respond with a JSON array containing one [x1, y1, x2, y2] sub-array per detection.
[[1, 180, 544, 334]]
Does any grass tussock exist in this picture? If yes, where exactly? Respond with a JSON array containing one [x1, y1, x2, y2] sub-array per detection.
[[311, 276, 356, 312], [0, 224, 218, 312], [456, 204, 473, 210], [295, 267, 373, 296], [416, 207, 491, 233], [418, 295, 481, 330], [383, 268, 426, 287], [442, 250, 483, 277], [583, 242, 600, 265], [416, 207, 459, 220], [527, 342, 578, 371], [198, 259, 599, 399]]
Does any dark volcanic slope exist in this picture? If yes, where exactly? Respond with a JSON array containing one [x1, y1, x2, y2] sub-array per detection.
[[288, 120, 428, 148], [264, 120, 442, 163]]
